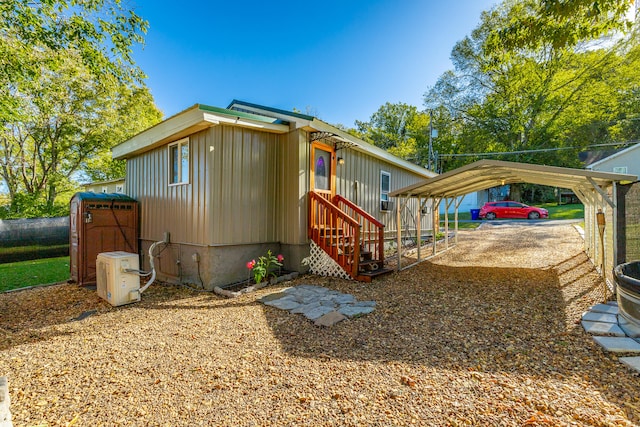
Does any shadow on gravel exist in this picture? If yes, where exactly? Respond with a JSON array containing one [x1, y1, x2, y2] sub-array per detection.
[[262, 249, 640, 419], [262, 251, 621, 376], [0, 282, 233, 351]]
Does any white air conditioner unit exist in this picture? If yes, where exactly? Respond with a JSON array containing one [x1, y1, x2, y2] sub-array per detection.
[[96, 251, 141, 306]]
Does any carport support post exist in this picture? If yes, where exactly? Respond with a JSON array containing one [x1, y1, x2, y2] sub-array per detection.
[[396, 194, 403, 271], [454, 195, 465, 245], [444, 198, 454, 250], [597, 209, 607, 302], [612, 181, 618, 294], [433, 198, 441, 256], [417, 196, 422, 261], [574, 187, 591, 257]]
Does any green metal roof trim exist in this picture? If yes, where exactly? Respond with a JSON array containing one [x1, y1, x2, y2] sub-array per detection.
[[227, 99, 315, 121], [72, 192, 137, 202], [198, 103, 289, 125]]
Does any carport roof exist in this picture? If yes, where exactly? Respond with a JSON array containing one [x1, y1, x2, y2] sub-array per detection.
[[389, 159, 638, 199]]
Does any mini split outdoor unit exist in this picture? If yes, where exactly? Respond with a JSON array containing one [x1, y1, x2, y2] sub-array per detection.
[[96, 251, 141, 306]]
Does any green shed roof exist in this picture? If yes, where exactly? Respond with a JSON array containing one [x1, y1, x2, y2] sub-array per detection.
[[72, 192, 137, 203]]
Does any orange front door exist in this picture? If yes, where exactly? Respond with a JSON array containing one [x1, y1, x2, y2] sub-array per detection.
[[310, 142, 336, 200]]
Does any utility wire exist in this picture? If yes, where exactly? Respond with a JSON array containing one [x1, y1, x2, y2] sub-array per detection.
[[439, 140, 639, 159]]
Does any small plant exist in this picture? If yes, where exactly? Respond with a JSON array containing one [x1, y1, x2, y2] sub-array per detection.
[[246, 250, 283, 284], [246, 259, 256, 284]]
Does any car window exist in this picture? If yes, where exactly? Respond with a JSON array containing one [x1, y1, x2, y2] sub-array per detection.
[[496, 202, 508, 207], [508, 202, 524, 208]]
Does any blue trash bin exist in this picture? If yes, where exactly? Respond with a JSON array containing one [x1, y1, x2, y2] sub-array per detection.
[[470, 209, 480, 220]]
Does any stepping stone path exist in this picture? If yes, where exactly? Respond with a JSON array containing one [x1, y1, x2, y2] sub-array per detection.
[[581, 301, 640, 374], [259, 284, 375, 327]]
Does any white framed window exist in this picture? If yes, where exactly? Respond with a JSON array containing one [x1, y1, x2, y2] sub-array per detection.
[[380, 170, 393, 211], [115, 184, 124, 193], [101, 186, 108, 193], [169, 137, 190, 185], [613, 166, 628, 174]]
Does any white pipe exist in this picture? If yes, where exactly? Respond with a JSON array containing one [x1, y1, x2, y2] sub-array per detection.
[[135, 240, 166, 294]]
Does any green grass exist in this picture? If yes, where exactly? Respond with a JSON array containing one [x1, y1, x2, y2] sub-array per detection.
[[0, 244, 69, 255], [441, 221, 481, 229], [0, 256, 70, 292], [539, 203, 584, 220], [439, 210, 482, 229]]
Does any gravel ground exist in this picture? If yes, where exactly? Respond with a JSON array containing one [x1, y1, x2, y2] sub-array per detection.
[[1, 222, 639, 426]]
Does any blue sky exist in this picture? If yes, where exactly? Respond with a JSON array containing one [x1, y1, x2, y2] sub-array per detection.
[[131, 0, 498, 127]]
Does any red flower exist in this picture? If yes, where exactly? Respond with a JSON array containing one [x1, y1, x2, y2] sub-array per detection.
[[246, 260, 256, 269], [277, 254, 284, 263]]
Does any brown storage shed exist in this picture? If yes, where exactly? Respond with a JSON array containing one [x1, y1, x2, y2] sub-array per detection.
[[70, 192, 139, 286]]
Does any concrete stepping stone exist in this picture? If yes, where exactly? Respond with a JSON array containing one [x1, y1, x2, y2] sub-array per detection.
[[332, 294, 356, 304], [592, 336, 640, 353], [589, 303, 619, 315], [260, 284, 375, 325], [302, 305, 335, 321], [263, 297, 300, 311], [339, 305, 376, 318], [314, 311, 347, 327], [581, 321, 626, 336], [619, 356, 640, 374], [290, 302, 320, 314], [581, 311, 618, 323]]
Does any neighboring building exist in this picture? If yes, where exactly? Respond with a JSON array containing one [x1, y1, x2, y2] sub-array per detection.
[[438, 191, 489, 215], [83, 178, 126, 194], [586, 142, 640, 178], [112, 101, 436, 289]]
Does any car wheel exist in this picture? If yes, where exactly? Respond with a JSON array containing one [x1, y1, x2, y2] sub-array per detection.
[[528, 211, 540, 220], [485, 212, 496, 220]]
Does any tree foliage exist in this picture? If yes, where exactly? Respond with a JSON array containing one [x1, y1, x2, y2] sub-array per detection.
[[355, 103, 432, 167], [424, 0, 640, 171], [0, 0, 162, 218], [487, 0, 634, 53], [0, 0, 147, 79]]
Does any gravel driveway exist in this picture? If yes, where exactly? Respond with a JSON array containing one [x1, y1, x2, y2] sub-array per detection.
[[1, 223, 639, 426]]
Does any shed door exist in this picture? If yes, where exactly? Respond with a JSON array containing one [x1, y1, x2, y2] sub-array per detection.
[[311, 142, 335, 200]]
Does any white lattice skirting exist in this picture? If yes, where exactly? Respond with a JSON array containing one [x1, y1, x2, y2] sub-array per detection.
[[304, 241, 352, 280]]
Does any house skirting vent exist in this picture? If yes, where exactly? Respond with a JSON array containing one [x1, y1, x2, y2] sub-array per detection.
[[306, 241, 352, 280]]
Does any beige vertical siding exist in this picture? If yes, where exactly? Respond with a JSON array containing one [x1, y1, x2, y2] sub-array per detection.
[[127, 125, 432, 248], [127, 125, 280, 246], [209, 125, 279, 244], [335, 147, 432, 232], [126, 129, 209, 245], [277, 129, 309, 245]]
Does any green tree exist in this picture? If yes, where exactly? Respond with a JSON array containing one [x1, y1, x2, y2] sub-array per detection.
[[425, 0, 639, 171], [84, 86, 162, 182], [355, 103, 431, 165], [0, 1, 161, 218], [0, 0, 147, 79], [1, 0, 147, 125], [488, 0, 634, 53], [1, 47, 161, 215]]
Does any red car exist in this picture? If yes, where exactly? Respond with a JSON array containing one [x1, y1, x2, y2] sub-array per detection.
[[479, 201, 549, 220]]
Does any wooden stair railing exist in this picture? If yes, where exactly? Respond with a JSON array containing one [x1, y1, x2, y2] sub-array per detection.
[[333, 195, 386, 271], [308, 191, 361, 278], [308, 191, 389, 281]]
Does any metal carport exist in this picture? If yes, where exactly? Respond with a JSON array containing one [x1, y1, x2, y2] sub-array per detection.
[[389, 160, 637, 290]]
